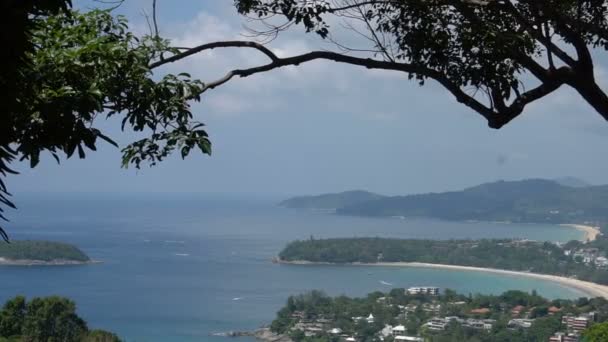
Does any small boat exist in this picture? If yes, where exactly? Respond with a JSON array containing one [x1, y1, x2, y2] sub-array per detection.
[[379, 280, 393, 286], [232, 297, 243, 301]]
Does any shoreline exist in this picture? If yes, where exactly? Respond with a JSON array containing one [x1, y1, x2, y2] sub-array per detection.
[[560, 224, 601, 242], [0, 258, 101, 266], [277, 259, 608, 299]]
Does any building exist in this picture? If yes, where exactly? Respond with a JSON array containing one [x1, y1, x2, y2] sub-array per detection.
[[407, 287, 440, 295], [422, 303, 441, 313], [562, 314, 594, 332], [548, 306, 562, 315], [470, 308, 491, 315], [549, 332, 579, 342], [328, 328, 342, 334], [507, 318, 534, 329], [511, 305, 525, 317], [463, 318, 495, 330], [424, 317, 448, 331], [392, 325, 406, 336], [596, 256, 608, 267], [394, 336, 423, 342]]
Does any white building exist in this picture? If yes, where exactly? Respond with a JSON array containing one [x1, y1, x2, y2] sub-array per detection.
[[394, 336, 423, 342], [366, 313, 375, 323], [392, 325, 406, 336], [596, 256, 608, 267], [508, 318, 534, 329], [424, 318, 448, 331], [407, 286, 439, 295]]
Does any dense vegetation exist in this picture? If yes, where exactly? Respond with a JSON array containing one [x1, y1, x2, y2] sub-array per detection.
[[0, 241, 90, 262], [282, 179, 608, 226], [271, 289, 608, 342], [279, 237, 608, 285], [0, 296, 120, 342]]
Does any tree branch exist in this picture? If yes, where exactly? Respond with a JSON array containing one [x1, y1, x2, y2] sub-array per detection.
[[152, 0, 159, 37], [172, 44, 536, 128], [149, 40, 279, 69]]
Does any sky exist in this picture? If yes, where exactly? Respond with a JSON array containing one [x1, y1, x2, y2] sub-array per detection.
[[9, 0, 608, 198]]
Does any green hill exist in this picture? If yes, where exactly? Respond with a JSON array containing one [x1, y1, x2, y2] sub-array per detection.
[[279, 190, 385, 210], [282, 179, 608, 224], [0, 240, 90, 263]]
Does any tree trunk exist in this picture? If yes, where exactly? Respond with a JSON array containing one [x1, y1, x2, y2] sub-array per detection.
[[572, 79, 608, 122]]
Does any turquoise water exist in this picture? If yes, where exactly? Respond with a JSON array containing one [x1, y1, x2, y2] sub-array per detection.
[[0, 194, 585, 341]]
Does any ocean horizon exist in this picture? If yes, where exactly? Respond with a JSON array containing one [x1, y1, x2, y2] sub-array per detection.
[[0, 193, 588, 341]]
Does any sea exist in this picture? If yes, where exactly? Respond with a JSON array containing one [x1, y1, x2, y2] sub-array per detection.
[[0, 193, 587, 342]]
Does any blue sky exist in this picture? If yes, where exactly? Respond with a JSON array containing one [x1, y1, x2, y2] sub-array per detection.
[[10, 0, 608, 197]]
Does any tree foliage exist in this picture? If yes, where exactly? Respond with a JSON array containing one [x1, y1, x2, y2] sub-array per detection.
[[0, 240, 90, 262], [279, 237, 608, 284], [234, 0, 608, 128], [0, 4, 211, 240], [583, 322, 608, 341], [0, 296, 120, 342]]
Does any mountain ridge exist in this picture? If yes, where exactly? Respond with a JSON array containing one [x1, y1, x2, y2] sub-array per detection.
[[281, 178, 608, 225]]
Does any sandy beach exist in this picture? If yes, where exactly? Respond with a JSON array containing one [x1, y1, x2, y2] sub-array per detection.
[[279, 259, 608, 298], [561, 224, 602, 242]]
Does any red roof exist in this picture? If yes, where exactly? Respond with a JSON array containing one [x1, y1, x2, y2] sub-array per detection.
[[511, 305, 525, 313], [471, 308, 491, 314]]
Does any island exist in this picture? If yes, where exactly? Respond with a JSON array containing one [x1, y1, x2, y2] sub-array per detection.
[[265, 288, 608, 342], [0, 240, 93, 265], [280, 178, 608, 227], [276, 237, 608, 297]]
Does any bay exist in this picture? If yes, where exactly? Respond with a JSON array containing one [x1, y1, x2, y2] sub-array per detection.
[[0, 193, 586, 341]]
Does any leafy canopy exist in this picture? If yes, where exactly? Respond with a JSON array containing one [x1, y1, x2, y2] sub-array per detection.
[[0, 6, 211, 240], [234, 0, 608, 128], [0, 295, 121, 342]]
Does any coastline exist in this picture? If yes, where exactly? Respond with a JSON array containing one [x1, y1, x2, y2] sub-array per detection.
[[560, 224, 601, 242], [277, 259, 608, 299], [0, 257, 101, 266]]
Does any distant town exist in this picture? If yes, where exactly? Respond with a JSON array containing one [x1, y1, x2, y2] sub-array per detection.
[[267, 287, 605, 342]]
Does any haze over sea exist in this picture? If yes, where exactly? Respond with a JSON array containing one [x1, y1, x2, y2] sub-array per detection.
[[0, 193, 587, 341]]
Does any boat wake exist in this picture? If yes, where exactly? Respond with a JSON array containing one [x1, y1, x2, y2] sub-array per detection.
[[379, 280, 393, 286]]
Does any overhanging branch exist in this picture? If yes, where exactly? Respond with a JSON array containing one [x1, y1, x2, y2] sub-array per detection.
[[149, 40, 279, 69], [158, 39, 550, 128]]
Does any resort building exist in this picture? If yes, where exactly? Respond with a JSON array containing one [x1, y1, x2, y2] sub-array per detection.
[[562, 313, 595, 332], [462, 318, 495, 330], [422, 303, 441, 313], [596, 256, 608, 267], [392, 325, 406, 336], [511, 305, 525, 317], [424, 317, 448, 331], [548, 306, 562, 315], [470, 308, 491, 315], [407, 286, 440, 295], [549, 332, 580, 342], [507, 318, 535, 329], [394, 336, 423, 341]]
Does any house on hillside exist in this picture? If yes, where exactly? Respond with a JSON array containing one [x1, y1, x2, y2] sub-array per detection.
[[470, 308, 491, 315]]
